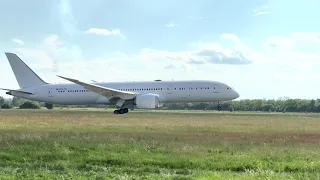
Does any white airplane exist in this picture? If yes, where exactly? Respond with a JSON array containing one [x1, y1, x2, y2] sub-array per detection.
[[1, 52, 240, 114]]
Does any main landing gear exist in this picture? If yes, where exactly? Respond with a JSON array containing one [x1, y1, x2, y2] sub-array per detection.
[[114, 108, 129, 114]]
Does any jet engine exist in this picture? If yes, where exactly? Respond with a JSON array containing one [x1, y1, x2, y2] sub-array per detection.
[[135, 93, 160, 109]]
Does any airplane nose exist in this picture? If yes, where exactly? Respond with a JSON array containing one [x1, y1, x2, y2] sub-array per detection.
[[233, 90, 239, 99]]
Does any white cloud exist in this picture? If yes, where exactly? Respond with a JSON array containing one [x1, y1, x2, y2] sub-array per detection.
[[254, 12, 270, 16], [263, 32, 320, 55], [164, 63, 200, 73], [137, 34, 255, 66], [187, 34, 256, 64], [188, 16, 203, 20], [3, 35, 152, 86], [184, 32, 320, 99], [164, 21, 179, 28], [12, 39, 24, 46], [13, 35, 67, 67], [254, 32, 320, 98], [10, 34, 88, 83], [253, 4, 270, 16], [263, 36, 294, 53], [194, 49, 252, 64], [85, 28, 125, 39], [292, 32, 320, 42]]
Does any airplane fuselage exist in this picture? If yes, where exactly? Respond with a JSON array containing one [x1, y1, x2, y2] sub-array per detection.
[[9, 80, 239, 105]]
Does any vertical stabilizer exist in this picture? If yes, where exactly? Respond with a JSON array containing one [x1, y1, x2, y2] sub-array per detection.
[[4, 52, 48, 88]]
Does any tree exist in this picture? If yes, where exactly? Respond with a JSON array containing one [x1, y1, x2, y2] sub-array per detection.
[[11, 97, 21, 107], [0, 96, 5, 106], [19, 101, 40, 109], [1, 103, 12, 109], [157, 98, 320, 113]]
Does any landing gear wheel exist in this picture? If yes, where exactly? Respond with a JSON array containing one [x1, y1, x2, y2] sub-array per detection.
[[114, 108, 129, 114], [119, 109, 125, 114]]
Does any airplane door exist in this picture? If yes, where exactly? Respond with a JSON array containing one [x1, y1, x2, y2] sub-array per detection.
[[213, 84, 219, 93], [48, 88, 55, 97], [167, 84, 173, 95]]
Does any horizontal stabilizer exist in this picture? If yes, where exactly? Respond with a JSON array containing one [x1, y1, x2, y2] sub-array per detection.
[[0, 88, 33, 95]]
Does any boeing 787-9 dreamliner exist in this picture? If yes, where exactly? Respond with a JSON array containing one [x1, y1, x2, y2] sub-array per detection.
[[1, 52, 240, 114]]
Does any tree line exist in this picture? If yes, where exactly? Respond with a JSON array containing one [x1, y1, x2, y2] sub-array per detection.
[[160, 98, 320, 112], [1, 96, 320, 112], [0, 96, 41, 109]]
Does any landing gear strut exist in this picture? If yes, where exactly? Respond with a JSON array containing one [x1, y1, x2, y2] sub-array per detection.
[[217, 102, 222, 111], [114, 108, 129, 114]]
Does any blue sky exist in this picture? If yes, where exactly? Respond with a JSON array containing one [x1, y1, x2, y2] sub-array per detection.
[[1, 0, 320, 99]]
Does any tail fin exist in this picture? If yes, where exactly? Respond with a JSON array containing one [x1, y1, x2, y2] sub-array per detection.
[[4, 52, 48, 88]]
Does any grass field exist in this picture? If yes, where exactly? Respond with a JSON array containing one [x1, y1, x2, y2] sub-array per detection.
[[0, 109, 320, 179]]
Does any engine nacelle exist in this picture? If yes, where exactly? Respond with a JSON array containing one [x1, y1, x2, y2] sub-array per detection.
[[135, 93, 160, 109]]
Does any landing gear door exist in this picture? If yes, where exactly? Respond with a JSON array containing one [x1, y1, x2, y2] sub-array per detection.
[[213, 84, 219, 93]]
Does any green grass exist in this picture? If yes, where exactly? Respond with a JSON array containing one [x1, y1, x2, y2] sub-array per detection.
[[0, 109, 320, 179]]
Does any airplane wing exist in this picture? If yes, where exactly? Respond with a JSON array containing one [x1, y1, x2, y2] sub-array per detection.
[[0, 88, 33, 95], [57, 75, 136, 100]]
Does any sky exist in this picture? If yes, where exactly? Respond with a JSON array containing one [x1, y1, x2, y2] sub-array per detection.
[[1, 0, 320, 100]]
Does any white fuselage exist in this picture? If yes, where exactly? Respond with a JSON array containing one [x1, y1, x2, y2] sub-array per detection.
[[10, 80, 239, 105]]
